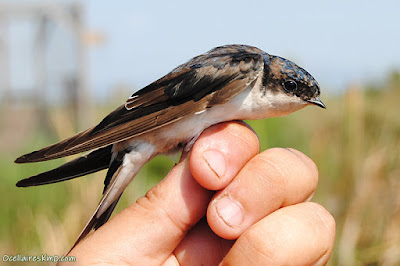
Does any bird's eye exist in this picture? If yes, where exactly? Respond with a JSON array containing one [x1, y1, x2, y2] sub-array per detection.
[[283, 80, 297, 92]]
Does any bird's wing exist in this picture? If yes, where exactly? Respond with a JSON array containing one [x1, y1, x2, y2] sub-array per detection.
[[15, 45, 264, 163], [16, 146, 112, 187]]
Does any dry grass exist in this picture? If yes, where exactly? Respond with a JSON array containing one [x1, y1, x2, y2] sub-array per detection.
[[1, 82, 399, 265]]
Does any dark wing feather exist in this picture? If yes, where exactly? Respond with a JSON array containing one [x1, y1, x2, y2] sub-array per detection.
[[16, 146, 112, 187], [15, 45, 264, 163]]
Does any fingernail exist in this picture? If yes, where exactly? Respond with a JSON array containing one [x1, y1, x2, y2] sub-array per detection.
[[216, 194, 244, 227], [203, 150, 226, 178]]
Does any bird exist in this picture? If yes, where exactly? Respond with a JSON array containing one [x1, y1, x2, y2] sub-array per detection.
[[15, 44, 326, 250]]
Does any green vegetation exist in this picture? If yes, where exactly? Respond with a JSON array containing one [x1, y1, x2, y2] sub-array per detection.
[[1, 74, 399, 265]]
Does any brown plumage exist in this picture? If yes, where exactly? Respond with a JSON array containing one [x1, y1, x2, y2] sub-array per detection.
[[15, 45, 263, 164]]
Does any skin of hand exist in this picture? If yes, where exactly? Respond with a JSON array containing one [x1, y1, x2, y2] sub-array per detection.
[[65, 121, 335, 265]]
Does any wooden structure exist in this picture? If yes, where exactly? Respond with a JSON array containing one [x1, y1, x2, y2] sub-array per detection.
[[0, 1, 91, 130]]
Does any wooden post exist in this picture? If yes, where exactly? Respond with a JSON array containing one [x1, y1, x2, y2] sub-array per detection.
[[0, 15, 10, 106], [33, 15, 53, 133], [0, 2, 92, 131]]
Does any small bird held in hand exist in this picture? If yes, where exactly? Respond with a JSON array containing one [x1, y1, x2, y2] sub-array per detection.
[[15, 44, 325, 249]]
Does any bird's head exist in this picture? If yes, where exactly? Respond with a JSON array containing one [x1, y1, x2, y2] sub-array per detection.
[[260, 53, 325, 117]]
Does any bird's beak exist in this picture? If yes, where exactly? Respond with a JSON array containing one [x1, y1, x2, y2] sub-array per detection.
[[307, 97, 326, 109]]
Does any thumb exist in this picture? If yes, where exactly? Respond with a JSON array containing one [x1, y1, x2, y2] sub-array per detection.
[[68, 158, 213, 265]]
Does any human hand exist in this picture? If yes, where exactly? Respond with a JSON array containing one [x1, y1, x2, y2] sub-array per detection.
[[66, 121, 335, 265]]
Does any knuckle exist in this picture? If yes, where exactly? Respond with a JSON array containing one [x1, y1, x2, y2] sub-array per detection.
[[307, 202, 336, 236], [254, 148, 319, 205], [135, 186, 190, 235], [238, 229, 278, 264], [286, 148, 319, 182]]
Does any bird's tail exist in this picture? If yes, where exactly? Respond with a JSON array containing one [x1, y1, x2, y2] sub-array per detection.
[[16, 145, 112, 187], [66, 141, 156, 254], [67, 194, 122, 253]]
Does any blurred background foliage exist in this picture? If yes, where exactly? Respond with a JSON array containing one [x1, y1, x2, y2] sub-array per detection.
[[1, 1, 400, 265]]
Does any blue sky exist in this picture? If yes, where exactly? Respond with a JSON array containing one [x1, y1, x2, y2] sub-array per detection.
[[85, 0, 400, 95], [6, 0, 400, 99]]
